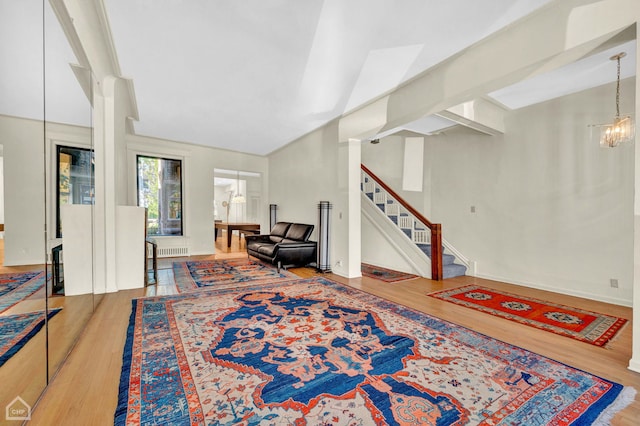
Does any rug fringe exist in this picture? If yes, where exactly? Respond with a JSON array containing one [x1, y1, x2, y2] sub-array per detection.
[[603, 320, 630, 349], [593, 386, 636, 425]]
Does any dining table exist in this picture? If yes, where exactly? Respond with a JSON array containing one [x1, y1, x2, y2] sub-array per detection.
[[215, 222, 261, 247]]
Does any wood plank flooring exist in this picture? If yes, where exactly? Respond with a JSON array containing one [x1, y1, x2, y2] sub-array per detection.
[[28, 249, 640, 425]]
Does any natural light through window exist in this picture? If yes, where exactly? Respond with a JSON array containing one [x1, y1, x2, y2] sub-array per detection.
[[137, 155, 183, 236]]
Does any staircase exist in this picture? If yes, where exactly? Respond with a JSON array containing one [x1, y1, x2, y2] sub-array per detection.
[[361, 165, 467, 280]]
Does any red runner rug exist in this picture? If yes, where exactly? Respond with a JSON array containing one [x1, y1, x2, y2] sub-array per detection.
[[428, 285, 627, 347]]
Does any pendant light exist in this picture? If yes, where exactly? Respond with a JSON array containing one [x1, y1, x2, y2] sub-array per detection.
[[591, 52, 634, 147]]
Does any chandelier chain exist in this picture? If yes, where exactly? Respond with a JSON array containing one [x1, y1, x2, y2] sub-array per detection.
[[615, 54, 621, 118]]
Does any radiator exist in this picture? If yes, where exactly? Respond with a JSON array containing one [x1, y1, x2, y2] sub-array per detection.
[[147, 246, 190, 258]]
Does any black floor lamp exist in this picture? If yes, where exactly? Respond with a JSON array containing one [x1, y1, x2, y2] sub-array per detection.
[[317, 201, 332, 272]]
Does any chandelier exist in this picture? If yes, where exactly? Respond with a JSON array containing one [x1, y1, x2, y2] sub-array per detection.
[[591, 52, 634, 148], [231, 171, 246, 204]]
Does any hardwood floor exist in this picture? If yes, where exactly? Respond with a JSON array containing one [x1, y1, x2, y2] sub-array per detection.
[[28, 248, 640, 425]]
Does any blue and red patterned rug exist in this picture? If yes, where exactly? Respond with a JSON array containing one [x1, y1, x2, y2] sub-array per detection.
[[115, 277, 634, 425], [0, 308, 61, 367], [362, 263, 418, 282], [0, 271, 45, 313], [429, 285, 628, 347], [172, 258, 297, 293]]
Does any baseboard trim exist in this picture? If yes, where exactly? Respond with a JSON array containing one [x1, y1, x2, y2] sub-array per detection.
[[474, 272, 632, 307]]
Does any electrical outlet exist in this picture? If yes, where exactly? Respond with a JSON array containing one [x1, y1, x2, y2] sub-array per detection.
[[610, 278, 619, 288], [336, 260, 343, 267]]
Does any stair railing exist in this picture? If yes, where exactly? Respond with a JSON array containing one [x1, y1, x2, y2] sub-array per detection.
[[361, 164, 443, 280]]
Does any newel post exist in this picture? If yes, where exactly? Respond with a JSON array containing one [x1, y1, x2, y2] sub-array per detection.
[[431, 224, 443, 281]]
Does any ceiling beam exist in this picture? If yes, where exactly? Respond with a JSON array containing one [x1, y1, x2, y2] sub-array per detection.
[[48, 0, 138, 121], [339, 0, 639, 142]]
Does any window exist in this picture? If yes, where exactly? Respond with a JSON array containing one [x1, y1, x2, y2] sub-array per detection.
[[137, 155, 183, 236], [57, 146, 94, 238]]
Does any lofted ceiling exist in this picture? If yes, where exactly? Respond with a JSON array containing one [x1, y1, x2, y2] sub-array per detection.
[[0, 0, 636, 156]]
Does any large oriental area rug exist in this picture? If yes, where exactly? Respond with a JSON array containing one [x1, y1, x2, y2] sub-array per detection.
[[429, 285, 628, 347], [0, 271, 45, 313], [172, 259, 296, 293], [115, 277, 634, 425]]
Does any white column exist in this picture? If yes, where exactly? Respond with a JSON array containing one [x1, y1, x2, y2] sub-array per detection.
[[629, 36, 640, 373], [333, 138, 362, 278], [92, 76, 119, 293]]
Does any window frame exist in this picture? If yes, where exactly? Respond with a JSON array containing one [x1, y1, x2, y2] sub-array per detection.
[[56, 145, 94, 238], [136, 154, 184, 237]]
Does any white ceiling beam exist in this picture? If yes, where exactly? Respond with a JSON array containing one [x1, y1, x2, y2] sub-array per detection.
[[439, 98, 507, 136], [339, 0, 639, 142], [48, 0, 138, 121]]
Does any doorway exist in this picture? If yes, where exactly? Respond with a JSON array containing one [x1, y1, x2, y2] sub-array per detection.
[[213, 168, 262, 255]]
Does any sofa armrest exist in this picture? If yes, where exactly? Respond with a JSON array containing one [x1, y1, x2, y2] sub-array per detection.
[[274, 241, 317, 266], [275, 241, 317, 250]]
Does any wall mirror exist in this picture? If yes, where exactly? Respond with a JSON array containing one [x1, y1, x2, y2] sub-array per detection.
[[0, 0, 97, 417]]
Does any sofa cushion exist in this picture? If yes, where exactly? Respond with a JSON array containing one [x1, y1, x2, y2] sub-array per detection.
[[280, 238, 299, 244], [284, 223, 313, 242], [270, 222, 291, 237], [246, 240, 266, 251], [257, 244, 278, 257]]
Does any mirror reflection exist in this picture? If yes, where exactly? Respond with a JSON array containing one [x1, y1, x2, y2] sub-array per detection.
[[0, 140, 48, 413], [0, 0, 96, 415]]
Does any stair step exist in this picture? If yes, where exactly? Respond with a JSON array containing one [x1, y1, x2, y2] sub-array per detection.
[[443, 253, 456, 265], [443, 263, 467, 279], [362, 181, 466, 279], [416, 244, 443, 256]]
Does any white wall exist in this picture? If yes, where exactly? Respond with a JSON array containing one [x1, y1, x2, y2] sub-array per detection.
[[0, 113, 269, 267], [430, 79, 633, 305], [126, 134, 269, 256], [426, 79, 635, 305], [362, 135, 432, 218], [361, 212, 415, 273], [0, 155, 4, 227], [0, 115, 46, 265], [269, 120, 358, 275], [0, 115, 93, 266], [358, 79, 634, 306]]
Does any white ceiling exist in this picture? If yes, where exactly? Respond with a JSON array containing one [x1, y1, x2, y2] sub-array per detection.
[[104, 0, 556, 154], [490, 40, 637, 110], [0, 1, 91, 126], [0, 0, 636, 156]]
